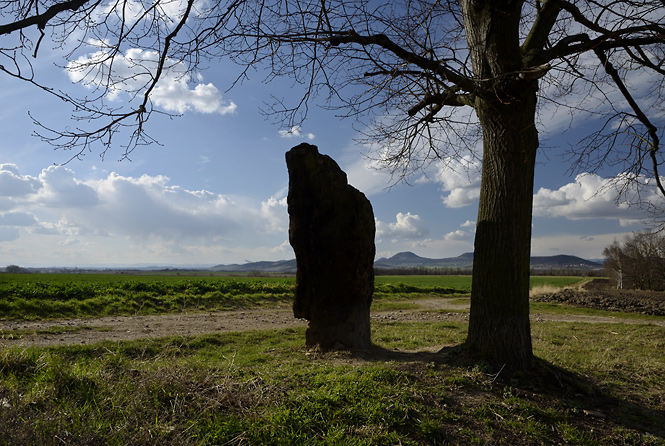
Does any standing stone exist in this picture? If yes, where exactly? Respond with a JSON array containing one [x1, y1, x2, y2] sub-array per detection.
[[286, 143, 375, 350]]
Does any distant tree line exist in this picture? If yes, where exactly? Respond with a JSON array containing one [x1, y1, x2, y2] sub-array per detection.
[[604, 230, 665, 290], [375, 267, 473, 276], [529, 269, 604, 277], [375, 267, 602, 277], [4, 265, 28, 273]]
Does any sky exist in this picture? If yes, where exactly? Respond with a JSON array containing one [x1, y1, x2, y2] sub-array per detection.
[[1, 9, 664, 268]]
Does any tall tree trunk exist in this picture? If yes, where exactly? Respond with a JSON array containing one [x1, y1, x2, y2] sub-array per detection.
[[461, 0, 537, 370], [466, 97, 538, 370]]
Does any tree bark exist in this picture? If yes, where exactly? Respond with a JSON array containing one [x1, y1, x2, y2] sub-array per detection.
[[461, 0, 537, 370], [466, 95, 538, 370]]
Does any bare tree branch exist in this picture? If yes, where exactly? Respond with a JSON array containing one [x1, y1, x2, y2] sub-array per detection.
[[522, 0, 563, 57], [328, 29, 475, 92], [0, 0, 90, 35], [594, 47, 665, 197]]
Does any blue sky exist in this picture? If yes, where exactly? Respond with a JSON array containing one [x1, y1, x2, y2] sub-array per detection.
[[1, 22, 663, 267]]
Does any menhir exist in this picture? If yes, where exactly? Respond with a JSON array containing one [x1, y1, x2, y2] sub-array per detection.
[[285, 143, 375, 350]]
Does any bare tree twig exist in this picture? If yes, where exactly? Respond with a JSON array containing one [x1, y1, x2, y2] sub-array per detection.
[[594, 47, 665, 198]]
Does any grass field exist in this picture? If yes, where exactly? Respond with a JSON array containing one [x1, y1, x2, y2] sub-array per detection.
[[1, 272, 584, 288], [1, 273, 664, 444], [0, 273, 585, 321], [1, 320, 663, 445]]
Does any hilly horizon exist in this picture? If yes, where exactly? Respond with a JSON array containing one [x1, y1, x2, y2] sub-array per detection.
[[210, 251, 603, 273]]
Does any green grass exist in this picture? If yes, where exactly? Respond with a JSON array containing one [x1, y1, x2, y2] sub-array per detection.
[[530, 300, 665, 322], [375, 275, 585, 292], [0, 275, 296, 320], [3, 273, 660, 445], [0, 272, 295, 286], [0, 273, 586, 321], [445, 297, 471, 306], [375, 275, 473, 291], [1, 272, 585, 289], [1, 320, 663, 445]]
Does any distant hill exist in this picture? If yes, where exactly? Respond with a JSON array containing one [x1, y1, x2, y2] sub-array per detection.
[[375, 252, 602, 270], [210, 251, 602, 273], [210, 259, 297, 273], [374, 251, 475, 269], [529, 254, 603, 270]]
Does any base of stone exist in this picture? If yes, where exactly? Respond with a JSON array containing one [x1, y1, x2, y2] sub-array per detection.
[[304, 311, 371, 350]]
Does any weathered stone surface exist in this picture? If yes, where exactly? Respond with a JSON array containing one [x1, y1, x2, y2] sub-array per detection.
[[286, 143, 375, 350]]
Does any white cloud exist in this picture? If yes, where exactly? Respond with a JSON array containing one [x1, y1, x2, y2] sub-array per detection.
[[442, 219, 476, 243], [67, 45, 236, 115], [271, 239, 292, 254], [260, 196, 288, 233], [35, 166, 100, 208], [80, 172, 264, 239], [533, 173, 662, 225], [98, 0, 146, 26], [154, 0, 191, 24], [0, 165, 290, 266], [434, 156, 482, 208], [376, 212, 429, 239], [150, 79, 237, 114], [444, 229, 470, 241], [0, 164, 41, 197], [278, 126, 315, 140], [97, 0, 193, 28]]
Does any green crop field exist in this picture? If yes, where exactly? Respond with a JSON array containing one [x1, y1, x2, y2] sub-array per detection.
[[0, 273, 587, 321], [0, 272, 295, 286], [375, 275, 584, 291], [0, 274, 294, 320]]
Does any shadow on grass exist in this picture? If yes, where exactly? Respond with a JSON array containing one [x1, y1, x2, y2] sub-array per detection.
[[349, 343, 665, 441]]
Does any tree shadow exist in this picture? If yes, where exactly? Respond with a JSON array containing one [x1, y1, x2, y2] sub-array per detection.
[[346, 343, 665, 440]]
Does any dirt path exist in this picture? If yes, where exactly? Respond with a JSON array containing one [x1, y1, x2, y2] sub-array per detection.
[[1, 297, 663, 348]]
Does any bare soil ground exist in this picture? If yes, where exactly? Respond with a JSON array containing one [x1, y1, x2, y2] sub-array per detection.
[[531, 278, 665, 316], [2, 279, 664, 348]]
